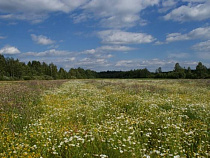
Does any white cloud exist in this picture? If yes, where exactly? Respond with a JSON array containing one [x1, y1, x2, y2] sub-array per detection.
[[0, 0, 87, 13], [0, 0, 160, 26], [66, 57, 76, 62], [168, 53, 190, 59], [189, 27, 210, 39], [31, 34, 55, 45], [164, 1, 210, 22], [82, 49, 97, 55], [0, 45, 20, 54], [162, 0, 177, 7], [80, 0, 159, 28], [115, 59, 170, 70], [0, 13, 49, 24], [115, 60, 133, 67], [99, 45, 135, 51], [192, 40, 210, 60], [81, 45, 135, 56], [0, 0, 88, 23], [98, 30, 155, 45], [70, 13, 92, 24], [159, 0, 177, 13], [24, 49, 71, 57], [166, 26, 210, 42], [76, 57, 110, 70], [166, 33, 189, 42], [192, 40, 210, 51], [114, 58, 201, 71], [182, 0, 206, 2], [154, 41, 165, 45]]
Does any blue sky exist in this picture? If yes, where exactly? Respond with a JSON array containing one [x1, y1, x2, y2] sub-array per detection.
[[0, 0, 210, 72]]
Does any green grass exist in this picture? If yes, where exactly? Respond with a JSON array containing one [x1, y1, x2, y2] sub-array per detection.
[[0, 79, 209, 157]]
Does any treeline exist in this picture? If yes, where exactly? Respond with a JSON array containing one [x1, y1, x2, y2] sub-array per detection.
[[0, 55, 97, 80], [0, 54, 210, 80], [99, 63, 210, 79]]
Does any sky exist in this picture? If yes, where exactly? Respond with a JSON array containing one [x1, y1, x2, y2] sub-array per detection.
[[0, 0, 210, 72]]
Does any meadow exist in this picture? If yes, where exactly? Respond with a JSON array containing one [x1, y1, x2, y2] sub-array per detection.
[[0, 79, 209, 158]]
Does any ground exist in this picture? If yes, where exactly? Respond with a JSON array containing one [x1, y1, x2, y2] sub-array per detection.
[[0, 79, 209, 157]]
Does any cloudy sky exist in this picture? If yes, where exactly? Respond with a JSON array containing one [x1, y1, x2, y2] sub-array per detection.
[[0, 0, 210, 71]]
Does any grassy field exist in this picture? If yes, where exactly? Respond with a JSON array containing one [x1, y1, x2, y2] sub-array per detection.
[[0, 79, 209, 158]]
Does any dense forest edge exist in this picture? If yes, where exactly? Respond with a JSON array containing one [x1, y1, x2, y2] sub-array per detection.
[[0, 54, 210, 80]]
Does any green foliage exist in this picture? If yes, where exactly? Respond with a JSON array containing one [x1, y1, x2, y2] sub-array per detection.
[[0, 55, 210, 80], [196, 62, 208, 78]]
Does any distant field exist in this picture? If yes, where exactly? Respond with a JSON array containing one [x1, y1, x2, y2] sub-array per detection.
[[0, 79, 209, 158]]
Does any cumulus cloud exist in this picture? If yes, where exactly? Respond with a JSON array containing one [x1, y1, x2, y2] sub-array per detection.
[[192, 40, 210, 52], [159, 0, 177, 13], [79, 0, 159, 28], [0, 13, 48, 24], [99, 45, 135, 51], [182, 0, 206, 2], [0, 0, 88, 23], [81, 49, 98, 55], [98, 30, 155, 45], [164, 1, 210, 22], [0, 45, 20, 54], [0, 0, 87, 13], [24, 49, 71, 57], [166, 26, 210, 42], [31, 34, 55, 45], [162, 0, 177, 7], [114, 58, 201, 71], [115, 60, 133, 67], [166, 33, 189, 42], [82, 45, 135, 54], [66, 57, 76, 62], [0, 0, 160, 26]]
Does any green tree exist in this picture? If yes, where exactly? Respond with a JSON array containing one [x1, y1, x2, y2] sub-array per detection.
[[186, 67, 193, 79], [155, 67, 162, 73], [31, 61, 42, 75], [49, 63, 58, 79], [0, 55, 6, 79], [196, 62, 207, 78], [172, 63, 186, 79], [42, 62, 51, 76], [58, 67, 68, 79]]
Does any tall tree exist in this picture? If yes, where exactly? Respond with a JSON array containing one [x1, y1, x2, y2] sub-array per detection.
[[156, 67, 162, 73], [172, 63, 186, 79], [58, 67, 68, 79], [49, 63, 58, 79], [196, 62, 207, 78], [0, 55, 6, 78]]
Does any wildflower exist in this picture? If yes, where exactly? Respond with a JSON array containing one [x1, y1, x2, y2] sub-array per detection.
[[100, 154, 108, 158], [23, 152, 28, 156], [53, 151, 58, 155]]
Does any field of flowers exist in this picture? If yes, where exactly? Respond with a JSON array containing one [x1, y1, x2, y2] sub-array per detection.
[[0, 79, 209, 158]]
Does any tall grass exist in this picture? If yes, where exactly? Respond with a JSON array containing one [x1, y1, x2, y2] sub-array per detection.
[[0, 79, 209, 157]]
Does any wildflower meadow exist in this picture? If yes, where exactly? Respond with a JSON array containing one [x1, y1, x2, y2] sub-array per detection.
[[0, 79, 209, 158]]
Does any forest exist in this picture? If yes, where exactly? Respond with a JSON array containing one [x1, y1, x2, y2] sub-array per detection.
[[0, 54, 210, 80]]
